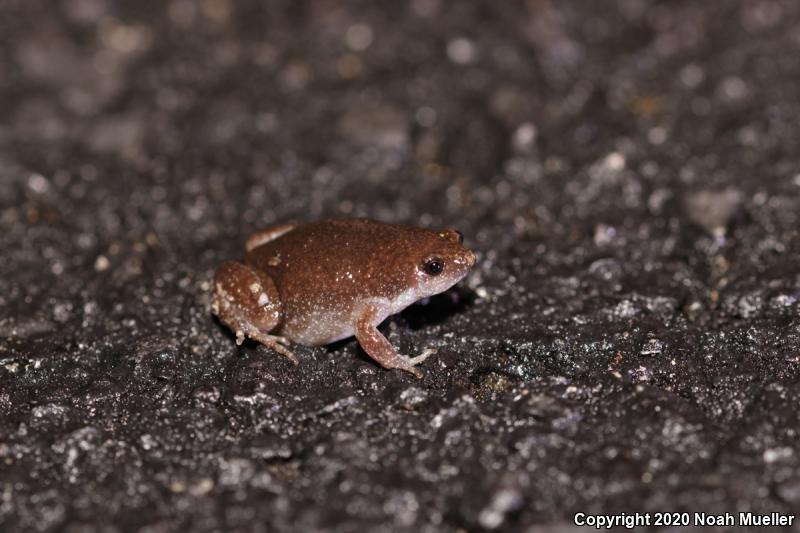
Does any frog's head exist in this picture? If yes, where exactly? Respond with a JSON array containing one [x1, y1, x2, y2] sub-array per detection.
[[411, 228, 476, 298]]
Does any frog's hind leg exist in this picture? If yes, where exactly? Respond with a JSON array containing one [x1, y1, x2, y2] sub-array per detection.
[[212, 260, 298, 364], [245, 224, 297, 252]]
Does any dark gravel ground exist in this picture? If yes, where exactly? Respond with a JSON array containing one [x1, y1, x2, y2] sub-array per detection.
[[2, 1, 800, 531]]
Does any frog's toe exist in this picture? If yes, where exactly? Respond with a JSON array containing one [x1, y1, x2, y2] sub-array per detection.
[[249, 331, 299, 365], [271, 344, 299, 365], [382, 353, 430, 378], [273, 335, 292, 346], [408, 348, 436, 366], [394, 350, 435, 378], [395, 361, 424, 379]]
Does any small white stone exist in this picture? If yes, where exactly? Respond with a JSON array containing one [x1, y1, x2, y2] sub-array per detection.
[[640, 338, 665, 356], [603, 152, 626, 171], [27, 173, 50, 194], [720, 76, 748, 100], [447, 37, 477, 64], [764, 447, 793, 463], [680, 63, 705, 88], [512, 123, 537, 151], [648, 126, 667, 145], [345, 24, 373, 51], [190, 478, 215, 496], [94, 255, 110, 272]]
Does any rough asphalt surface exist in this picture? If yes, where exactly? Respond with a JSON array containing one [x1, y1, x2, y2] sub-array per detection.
[[2, 1, 800, 531]]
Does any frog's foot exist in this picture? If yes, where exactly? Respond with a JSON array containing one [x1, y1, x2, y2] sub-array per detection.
[[354, 305, 434, 378], [243, 330, 298, 365], [214, 261, 296, 363]]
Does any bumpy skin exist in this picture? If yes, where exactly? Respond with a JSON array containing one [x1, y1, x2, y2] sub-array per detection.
[[212, 218, 476, 377]]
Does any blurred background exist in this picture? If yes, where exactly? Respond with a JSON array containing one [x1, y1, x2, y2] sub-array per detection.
[[2, 1, 800, 531]]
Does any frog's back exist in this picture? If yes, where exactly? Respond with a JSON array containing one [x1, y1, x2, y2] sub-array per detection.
[[247, 218, 417, 262], [246, 218, 421, 298]]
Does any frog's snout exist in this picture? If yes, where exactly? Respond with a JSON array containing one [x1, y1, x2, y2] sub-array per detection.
[[466, 249, 476, 267]]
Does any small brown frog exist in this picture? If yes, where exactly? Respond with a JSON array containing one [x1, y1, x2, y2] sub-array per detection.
[[212, 218, 476, 377]]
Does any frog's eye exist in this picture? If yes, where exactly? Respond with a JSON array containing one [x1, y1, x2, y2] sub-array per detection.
[[422, 257, 444, 276]]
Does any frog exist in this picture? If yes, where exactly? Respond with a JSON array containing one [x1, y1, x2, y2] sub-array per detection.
[[212, 218, 476, 377]]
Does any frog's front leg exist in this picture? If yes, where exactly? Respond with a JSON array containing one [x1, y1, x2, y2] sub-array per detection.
[[212, 261, 298, 364], [354, 304, 435, 378]]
